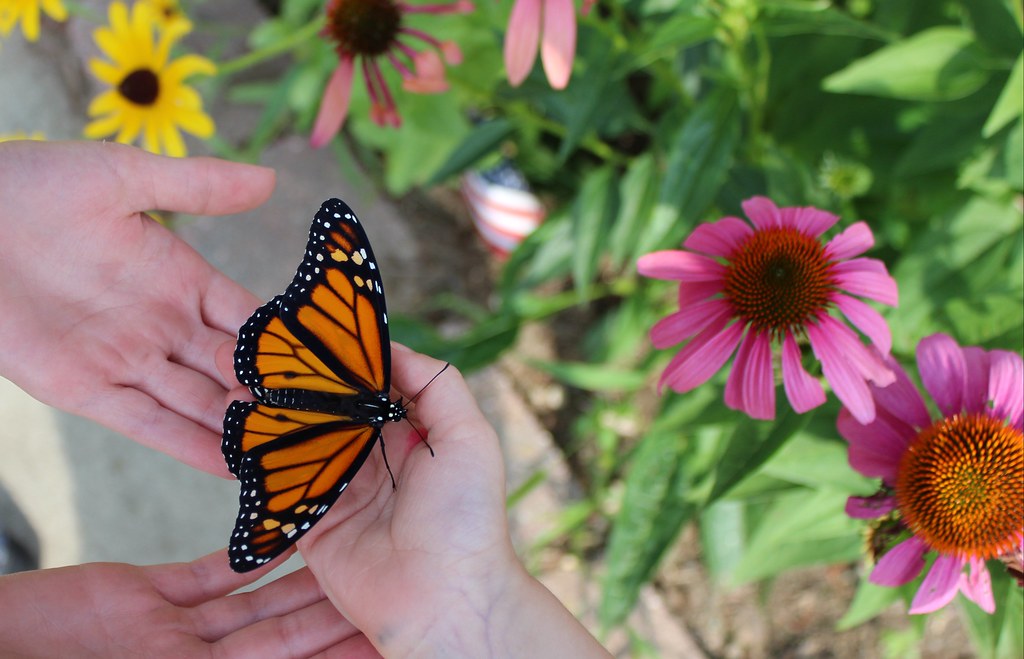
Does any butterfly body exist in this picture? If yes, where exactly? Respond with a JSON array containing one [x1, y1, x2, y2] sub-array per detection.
[[222, 198, 403, 572]]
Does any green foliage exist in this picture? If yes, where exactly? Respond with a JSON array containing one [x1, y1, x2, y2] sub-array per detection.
[[213, 0, 1023, 651]]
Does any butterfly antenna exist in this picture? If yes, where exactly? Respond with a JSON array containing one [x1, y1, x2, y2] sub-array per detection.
[[401, 362, 449, 457], [408, 362, 451, 404]]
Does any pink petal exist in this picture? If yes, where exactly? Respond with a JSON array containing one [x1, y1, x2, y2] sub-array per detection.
[[310, 57, 356, 149], [725, 330, 775, 420], [990, 349, 1024, 429], [504, 0, 541, 87], [540, 0, 576, 89], [441, 40, 463, 65], [871, 356, 932, 429], [403, 50, 449, 93], [960, 558, 995, 614], [788, 205, 840, 237], [834, 293, 892, 355], [807, 315, 896, 424], [871, 536, 927, 587], [838, 407, 907, 483], [962, 347, 991, 415], [650, 298, 732, 348], [825, 221, 874, 260], [917, 333, 966, 418], [741, 196, 782, 231], [830, 258, 899, 306], [660, 319, 744, 393], [845, 494, 896, 519], [724, 329, 754, 411], [781, 332, 826, 413], [909, 555, 964, 614], [678, 280, 723, 307], [821, 315, 895, 386], [683, 216, 754, 257], [741, 331, 775, 420], [637, 250, 726, 282]]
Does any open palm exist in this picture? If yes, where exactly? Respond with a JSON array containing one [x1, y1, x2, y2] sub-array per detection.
[[0, 140, 273, 476], [0, 549, 382, 657]]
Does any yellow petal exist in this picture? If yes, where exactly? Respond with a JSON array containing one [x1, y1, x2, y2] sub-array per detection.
[[161, 122, 187, 158], [42, 0, 67, 22], [175, 109, 214, 138], [83, 112, 124, 139], [168, 84, 202, 110], [88, 59, 123, 86], [163, 54, 216, 84], [108, 2, 129, 35], [87, 90, 122, 116], [115, 109, 143, 145], [21, 2, 40, 41], [143, 117, 162, 154]]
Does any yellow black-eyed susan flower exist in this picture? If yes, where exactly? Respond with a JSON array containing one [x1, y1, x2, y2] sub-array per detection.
[[0, 0, 67, 42], [84, 1, 214, 157]]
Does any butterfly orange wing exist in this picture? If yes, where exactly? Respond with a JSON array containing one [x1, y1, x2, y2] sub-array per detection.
[[223, 199, 399, 572]]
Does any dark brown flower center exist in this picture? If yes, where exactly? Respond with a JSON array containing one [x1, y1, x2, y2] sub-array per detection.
[[723, 227, 834, 337], [118, 69, 160, 106], [896, 413, 1023, 559], [327, 0, 402, 57]]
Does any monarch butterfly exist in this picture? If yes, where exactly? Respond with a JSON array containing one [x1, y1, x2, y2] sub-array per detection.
[[222, 198, 417, 572]]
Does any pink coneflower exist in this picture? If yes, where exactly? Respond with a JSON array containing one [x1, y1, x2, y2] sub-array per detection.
[[843, 334, 1023, 614], [504, 0, 594, 90], [310, 0, 472, 146], [637, 196, 898, 422]]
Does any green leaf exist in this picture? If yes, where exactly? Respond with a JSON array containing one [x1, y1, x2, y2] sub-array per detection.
[[823, 27, 991, 101], [762, 2, 897, 41], [632, 13, 718, 64], [837, 577, 903, 630], [705, 407, 812, 505], [572, 166, 619, 300], [731, 488, 863, 583], [609, 152, 659, 270], [699, 500, 745, 583], [389, 312, 519, 373], [556, 29, 616, 162], [760, 433, 876, 494], [527, 359, 647, 392], [600, 425, 697, 627], [426, 119, 513, 185], [960, 572, 1023, 659], [983, 54, 1023, 137], [636, 89, 740, 256]]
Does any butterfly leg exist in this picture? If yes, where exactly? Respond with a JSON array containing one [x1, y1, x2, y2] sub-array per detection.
[[377, 434, 397, 491]]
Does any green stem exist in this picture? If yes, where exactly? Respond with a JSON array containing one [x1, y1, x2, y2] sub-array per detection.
[[504, 102, 625, 166], [516, 276, 636, 322], [215, 16, 326, 78]]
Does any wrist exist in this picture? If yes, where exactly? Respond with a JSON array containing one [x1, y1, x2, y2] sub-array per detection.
[[375, 551, 608, 658]]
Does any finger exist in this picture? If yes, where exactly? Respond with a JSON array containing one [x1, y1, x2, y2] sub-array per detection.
[[389, 344, 491, 446], [216, 339, 240, 387], [135, 359, 230, 434], [202, 275, 262, 338], [312, 635, 384, 659], [86, 385, 231, 477], [215, 598, 361, 657], [147, 547, 295, 607], [172, 325, 240, 390], [191, 566, 329, 640], [104, 142, 276, 216]]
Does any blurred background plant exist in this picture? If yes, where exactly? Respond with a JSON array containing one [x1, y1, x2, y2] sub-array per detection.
[[4, 0, 1022, 655]]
